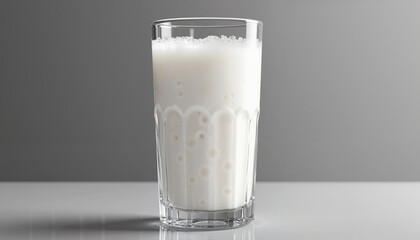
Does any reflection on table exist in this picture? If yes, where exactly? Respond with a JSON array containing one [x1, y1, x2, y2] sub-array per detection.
[[159, 223, 254, 240]]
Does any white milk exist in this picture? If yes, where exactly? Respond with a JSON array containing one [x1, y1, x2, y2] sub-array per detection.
[[152, 36, 262, 211]]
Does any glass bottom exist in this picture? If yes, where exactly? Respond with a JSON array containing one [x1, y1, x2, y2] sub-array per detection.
[[159, 200, 254, 230]]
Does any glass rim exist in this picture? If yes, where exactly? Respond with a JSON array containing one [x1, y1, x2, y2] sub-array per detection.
[[152, 17, 263, 28]]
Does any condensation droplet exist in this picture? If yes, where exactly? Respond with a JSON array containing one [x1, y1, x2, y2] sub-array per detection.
[[199, 115, 209, 126], [224, 161, 232, 171], [195, 130, 206, 142], [173, 133, 179, 141], [176, 80, 182, 87], [188, 177, 196, 185], [178, 91, 184, 98], [177, 155, 184, 164], [187, 138, 196, 150], [207, 147, 219, 160], [200, 167, 210, 178]]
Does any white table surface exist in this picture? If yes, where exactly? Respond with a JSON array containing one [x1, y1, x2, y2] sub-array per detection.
[[1, 182, 419, 239]]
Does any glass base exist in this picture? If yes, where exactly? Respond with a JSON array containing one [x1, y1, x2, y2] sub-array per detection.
[[159, 200, 254, 230]]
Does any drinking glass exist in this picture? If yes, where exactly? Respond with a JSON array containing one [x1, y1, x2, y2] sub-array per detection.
[[152, 17, 263, 229]]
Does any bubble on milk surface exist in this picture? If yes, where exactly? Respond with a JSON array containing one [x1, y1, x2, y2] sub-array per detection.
[[224, 93, 235, 101]]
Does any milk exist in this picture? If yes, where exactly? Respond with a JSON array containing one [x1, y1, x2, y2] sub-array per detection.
[[152, 36, 262, 211]]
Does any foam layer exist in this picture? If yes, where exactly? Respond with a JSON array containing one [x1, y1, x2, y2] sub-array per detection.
[[152, 36, 261, 49]]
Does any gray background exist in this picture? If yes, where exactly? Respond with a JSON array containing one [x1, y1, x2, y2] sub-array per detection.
[[1, 0, 419, 181]]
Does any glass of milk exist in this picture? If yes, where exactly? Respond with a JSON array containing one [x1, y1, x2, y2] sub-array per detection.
[[152, 17, 262, 230]]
